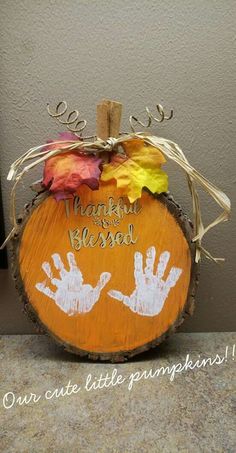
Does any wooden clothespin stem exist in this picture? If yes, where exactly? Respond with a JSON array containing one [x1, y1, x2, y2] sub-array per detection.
[[96, 99, 122, 141]]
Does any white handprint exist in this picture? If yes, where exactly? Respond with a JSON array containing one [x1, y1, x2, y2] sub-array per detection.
[[35, 252, 111, 316], [108, 246, 182, 317]]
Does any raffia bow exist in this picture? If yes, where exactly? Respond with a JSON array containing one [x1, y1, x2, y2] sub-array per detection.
[[1, 132, 230, 263]]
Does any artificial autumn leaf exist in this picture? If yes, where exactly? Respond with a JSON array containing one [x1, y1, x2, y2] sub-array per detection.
[[43, 132, 102, 200], [101, 139, 168, 203]]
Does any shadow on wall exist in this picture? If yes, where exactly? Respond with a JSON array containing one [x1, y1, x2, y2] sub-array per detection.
[[0, 180, 8, 269]]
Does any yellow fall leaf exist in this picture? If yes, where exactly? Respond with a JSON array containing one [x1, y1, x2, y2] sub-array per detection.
[[101, 139, 168, 203]]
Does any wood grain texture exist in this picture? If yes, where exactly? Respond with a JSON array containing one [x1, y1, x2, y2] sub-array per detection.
[[96, 103, 109, 141], [11, 182, 199, 361], [101, 99, 122, 138]]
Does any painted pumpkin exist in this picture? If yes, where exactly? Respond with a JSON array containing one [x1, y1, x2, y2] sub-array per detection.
[[16, 180, 196, 360]]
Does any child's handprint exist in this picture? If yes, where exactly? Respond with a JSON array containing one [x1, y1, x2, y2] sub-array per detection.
[[35, 252, 111, 316], [108, 246, 182, 316]]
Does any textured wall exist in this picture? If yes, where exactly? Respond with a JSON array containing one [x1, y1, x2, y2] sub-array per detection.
[[0, 0, 235, 333]]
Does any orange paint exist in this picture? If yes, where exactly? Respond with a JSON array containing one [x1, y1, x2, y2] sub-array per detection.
[[19, 182, 192, 353]]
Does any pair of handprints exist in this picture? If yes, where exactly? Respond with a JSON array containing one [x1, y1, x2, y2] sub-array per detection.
[[35, 247, 182, 317]]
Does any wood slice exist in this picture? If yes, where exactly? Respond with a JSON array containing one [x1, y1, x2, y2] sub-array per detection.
[[11, 181, 199, 361]]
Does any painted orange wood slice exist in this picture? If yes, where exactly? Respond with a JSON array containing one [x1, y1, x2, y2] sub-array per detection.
[[13, 181, 198, 361]]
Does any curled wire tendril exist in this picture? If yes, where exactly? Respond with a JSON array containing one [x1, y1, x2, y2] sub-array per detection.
[[129, 103, 173, 132], [47, 101, 95, 139]]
